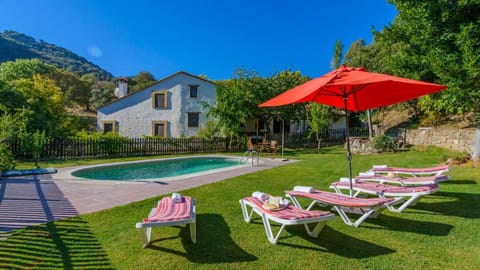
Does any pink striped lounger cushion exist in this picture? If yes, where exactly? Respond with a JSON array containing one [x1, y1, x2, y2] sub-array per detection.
[[372, 165, 449, 174], [242, 197, 331, 220], [144, 196, 193, 223], [331, 181, 438, 194], [356, 175, 449, 184], [285, 190, 393, 207]]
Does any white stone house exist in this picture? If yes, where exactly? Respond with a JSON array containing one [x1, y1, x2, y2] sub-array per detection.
[[97, 71, 216, 138]]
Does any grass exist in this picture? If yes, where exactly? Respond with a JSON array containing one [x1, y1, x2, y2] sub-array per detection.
[[1, 146, 480, 269]]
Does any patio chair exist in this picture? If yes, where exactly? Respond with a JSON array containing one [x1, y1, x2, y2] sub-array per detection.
[[269, 140, 278, 155], [135, 194, 196, 248], [329, 180, 439, 212], [369, 164, 450, 177], [284, 188, 395, 227], [239, 193, 334, 244], [356, 173, 449, 186]]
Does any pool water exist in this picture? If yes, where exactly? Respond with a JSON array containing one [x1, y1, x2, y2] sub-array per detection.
[[71, 156, 243, 181]]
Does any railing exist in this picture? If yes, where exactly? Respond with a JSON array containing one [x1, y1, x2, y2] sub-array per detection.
[[8, 128, 369, 160], [8, 137, 243, 160], [269, 127, 370, 148]]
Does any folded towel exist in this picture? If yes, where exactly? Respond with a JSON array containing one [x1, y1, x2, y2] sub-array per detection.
[[359, 171, 375, 177], [279, 198, 290, 208], [171, 192, 183, 203], [262, 196, 288, 210], [252, 191, 269, 201], [373, 165, 388, 169], [293, 186, 314, 193], [339, 177, 356, 183]]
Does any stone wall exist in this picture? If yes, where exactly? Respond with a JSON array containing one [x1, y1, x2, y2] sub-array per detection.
[[406, 127, 476, 153], [349, 137, 375, 154]]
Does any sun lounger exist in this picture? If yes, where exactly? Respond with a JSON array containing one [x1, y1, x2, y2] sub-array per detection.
[[370, 164, 450, 177], [356, 174, 449, 186], [239, 194, 334, 244], [330, 180, 439, 212], [135, 195, 196, 248], [284, 189, 395, 227]]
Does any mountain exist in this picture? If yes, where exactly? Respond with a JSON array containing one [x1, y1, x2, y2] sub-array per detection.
[[0, 30, 112, 80]]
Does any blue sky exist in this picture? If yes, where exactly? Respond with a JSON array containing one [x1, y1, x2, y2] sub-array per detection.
[[0, 0, 397, 80]]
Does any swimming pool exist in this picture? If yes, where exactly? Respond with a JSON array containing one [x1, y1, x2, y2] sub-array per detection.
[[71, 156, 245, 181]]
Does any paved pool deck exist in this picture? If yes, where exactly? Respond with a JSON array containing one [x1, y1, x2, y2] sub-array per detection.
[[0, 157, 293, 234]]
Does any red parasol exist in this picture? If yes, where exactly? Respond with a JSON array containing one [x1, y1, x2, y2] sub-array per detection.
[[260, 65, 447, 195]]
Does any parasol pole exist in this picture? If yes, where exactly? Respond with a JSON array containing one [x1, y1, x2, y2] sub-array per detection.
[[343, 93, 353, 197]]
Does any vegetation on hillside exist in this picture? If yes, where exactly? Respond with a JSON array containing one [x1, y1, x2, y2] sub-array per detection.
[[0, 30, 112, 80]]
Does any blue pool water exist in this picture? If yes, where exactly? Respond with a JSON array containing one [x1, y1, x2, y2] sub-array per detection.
[[71, 156, 243, 181]]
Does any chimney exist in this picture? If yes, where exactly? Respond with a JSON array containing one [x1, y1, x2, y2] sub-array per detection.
[[114, 78, 128, 98]]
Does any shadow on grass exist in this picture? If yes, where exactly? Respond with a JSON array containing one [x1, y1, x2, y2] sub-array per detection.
[[413, 191, 480, 218], [0, 175, 113, 269], [0, 218, 114, 269], [441, 179, 477, 185], [362, 214, 453, 235], [148, 213, 257, 263], [281, 226, 396, 258]]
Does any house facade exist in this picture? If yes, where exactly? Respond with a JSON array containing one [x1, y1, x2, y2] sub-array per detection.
[[97, 71, 216, 138]]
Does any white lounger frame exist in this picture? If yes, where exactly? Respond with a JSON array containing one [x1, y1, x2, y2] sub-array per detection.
[[370, 166, 450, 177], [285, 193, 397, 228], [330, 184, 439, 213], [239, 199, 334, 244], [356, 175, 449, 186], [135, 200, 196, 248]]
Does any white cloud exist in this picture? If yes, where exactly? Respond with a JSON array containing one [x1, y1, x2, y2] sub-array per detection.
[[87, 45, 103, 57]]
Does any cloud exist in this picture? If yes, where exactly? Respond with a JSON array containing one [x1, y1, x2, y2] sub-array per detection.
[[87, 45, 103, 57]]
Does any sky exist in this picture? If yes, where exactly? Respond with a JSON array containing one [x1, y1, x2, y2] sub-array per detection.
[[0, 0, 397, 81]]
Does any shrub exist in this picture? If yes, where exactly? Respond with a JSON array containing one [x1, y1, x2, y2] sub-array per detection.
[[441, 150, 471, 164], [0, 143, 15, 170], [372, 135, 395, 152]]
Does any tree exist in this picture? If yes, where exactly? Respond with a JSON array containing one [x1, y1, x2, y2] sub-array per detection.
[[11, 75, 66, 136], [0, 110, 29, 170], [129, 71, 156, 93], [0, 79, 25, 112], [330, 40, 344, 70], [0, 58, 93, 109], [89, 80, 116, 109], [0, 58, 53, 81], [205, 70, 256, 144], [374, 0, 480, 116], [205, 68, 310, 147], [261, 69, 310, 131], [52, 69, 92, 109], [306, 103, 331, 149]]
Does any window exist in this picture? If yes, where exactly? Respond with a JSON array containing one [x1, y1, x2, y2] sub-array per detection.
[[189, 85, 198, 98], [102, 120, 116, 133], [152, 121, 167, 137], [187, 113, 200, 128], [152, 90, 168, 108]]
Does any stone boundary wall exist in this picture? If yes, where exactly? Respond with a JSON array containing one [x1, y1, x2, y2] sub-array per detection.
[[406, 127, 476, 153]]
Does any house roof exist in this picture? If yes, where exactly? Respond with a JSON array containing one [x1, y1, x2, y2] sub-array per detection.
[[98, 71, 215, 110]]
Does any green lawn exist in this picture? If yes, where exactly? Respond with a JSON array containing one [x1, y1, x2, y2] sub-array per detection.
[[1, 146, 479, 269]]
